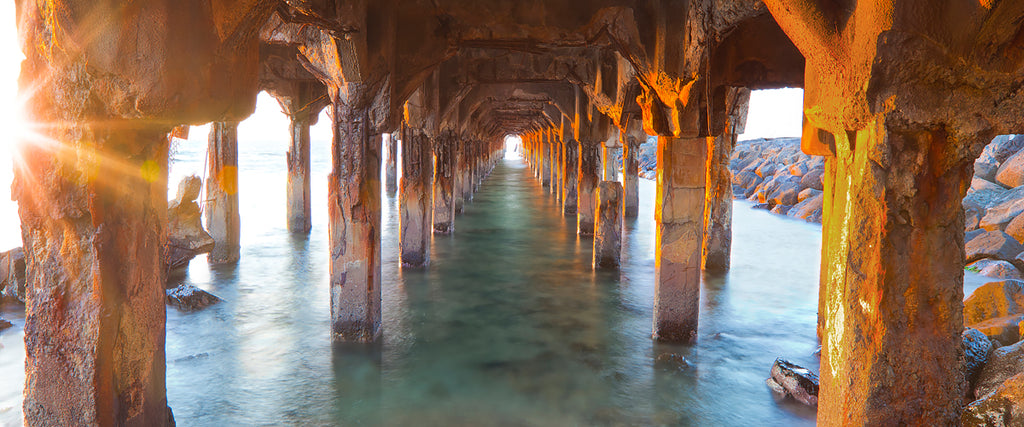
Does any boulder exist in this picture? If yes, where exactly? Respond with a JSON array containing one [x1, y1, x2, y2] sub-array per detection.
[[972, 316, 1024, 346], [972, 176, 1007, 193], [965, 231, 1024, 264], [752, 203, 772, 210], [975, 341, 1024, 399], [771, 205, 792, 215], [964, 280, 1024, 325], [979, 261, 1024, 280], [0, 318, 11, 332], [769, 181, 801, 206], [732, 170, 762, 190], [1004, 213, 1024, 243], [788, 193, 824, 222], [787, 163, 808, 177], [165, 284, 221, 311], [766, 358, 819, 407], [966, 208, 982, 232], [974, 161, 999, 182], [166, 176, 215, 272], [800, 168, 824, 191], [964, 328, 995, 392], [996, 148, 1024, 188], [798, 188, 821, 203], [964, 372, 1024, 426], [967, 229, 987, 243], [981, 134, 1024, 165], [0, 247, 26, 303], [755, 162, 776, 178], [980, 197, 1024, 231]]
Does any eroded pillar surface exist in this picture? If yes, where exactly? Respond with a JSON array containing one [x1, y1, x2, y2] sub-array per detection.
[[577, 140, 600, 235], [385, 133, 398, 196], [622, 136, 640, 218], [433, 133, 456, 233], [702, 133, 735, 272], [652, 136, 707, 343], [400, 127, 433, 266], [602, 142, 617, 181], [327, 85, 382, 342], [287, 114, 313, 234], [18, 124, 172, 426], [206, 121, 241, 264], [817, 118, 971, 425], [563, 138, 579, 215], [541, 138, 552, 188], [594, 181, 624, 268]]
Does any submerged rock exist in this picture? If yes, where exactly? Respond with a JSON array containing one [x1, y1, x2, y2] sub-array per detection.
[[165, 284, 221, 311], [654, 352, 692, 370], [766, 358, 819, 407], [166, 176, 215, 272], [0, 247, 26, 303], [964, 372, 1024, 426], [0, 318, 12, 332], [974, 340, 1024, 399]]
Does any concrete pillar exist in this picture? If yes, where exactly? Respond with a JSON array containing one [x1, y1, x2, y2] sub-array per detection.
[[548, 132, 558, 194], [577, 140, 600, 235], [817, 119, 971, 425], [433, 132, 456, 233], [702, 133, 735, 272], [622, 136, 640, 218], [541, 136, 552, 188], [327, 85, 381, 342], [454, 138, 465, 215], [594, 181, 624, 268], [652, 136, 707, 343], [385, 133, 398, 196], [286, 114, 312, 234], [461, 141, 474, 204], [554, 135, 563, 204], [206, 121, 241, 264], [563, 138, 579, 215], [18, 124, 172, 425], [602, 141, 617, 181], [400, 126, 433, 266]]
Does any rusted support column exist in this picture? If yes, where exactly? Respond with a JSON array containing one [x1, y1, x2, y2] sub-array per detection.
[[433, 132, 456, 233], [702, 133, 735, 272], [327, 85, 381, 342], [563, 138, 579, 215], [817, 119, 973, 424], [399, 126, 433, 266], [461, 141, 474, 204], [577, 140, 600, 235], [385, 133, 398, 196], [622, 136, 640, 218], [18, 124, 172, 425], [541, 136, 552, 188], [602, 141, 617, 181], [453, 138, 465, 214], [286, 113, 313, 234], [554, 135, 564, 204], [594, 181, 624, 268], [548, 132, 558, 194], [206, 121, 241, 264], [652, 136, 707, 343]]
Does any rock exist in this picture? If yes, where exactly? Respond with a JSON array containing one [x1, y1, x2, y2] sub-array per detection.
[[996, 148, 1024, 188], [1004, 213, 1024, 244], [964, 280, 1024, 325], [980, 197, 1024, 231], [798, 188, 821, 202], [755, 162, 776, 178], [964, 328, 995, 392], [752, 203, 771, 210], [979, 260, 1024, 279], [965, 231, 1024, 264], [788, 193, 824, 222], [732, 170, 762, 189], [966, 208, 982, 232], [787, 163, 807, 177], [0, 318, 12, 332], [654, 353, 691, 369], [165, 284, 221, 311], [979, 135, 1024, 165], [974, 161, 999, 182], [166, 176, 215, 272], [769, 181, 800, 206], [964, 372, 1024, 426], [972, 176, 1007, 193], [800, 168, 824, 191], [972, 316, 1024, 346], [771, 205, 792, 215], [967, 229, 987, 243], [975, 340, 1024, 399], [768, 358, 819, 407], [0, 247, 26, 303]]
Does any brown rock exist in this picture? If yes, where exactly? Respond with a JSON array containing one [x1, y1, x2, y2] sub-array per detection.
[[996, 149, 1024, 188], [965, 231, 1024, 264], [0, 318, 12, 332], [798, 188, 821, 202], [0, 247, 26, 302], [980, 196, 1024, 231], [799, 168, 824, 191], [165, 284, 222, 312], [769, 358, 819, 407], [964, 372, 1024, 426], [979, 260, 1024, 280], [972, 316, 1024, 346], [974, 161, 998, 182], [166, 176, 215, 272], [972, 176, 1006, 193], [1005, 213, 1024, 244], [974, 341, 1024, 399], [964, 280, 1024, 325], [963, 328, 995, 392]]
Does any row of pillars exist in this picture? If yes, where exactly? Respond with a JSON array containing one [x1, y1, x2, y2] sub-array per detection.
[[518, 124, 738, 343]]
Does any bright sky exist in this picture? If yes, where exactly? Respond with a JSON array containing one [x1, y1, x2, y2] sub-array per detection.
[[0, 2, 803, 251]]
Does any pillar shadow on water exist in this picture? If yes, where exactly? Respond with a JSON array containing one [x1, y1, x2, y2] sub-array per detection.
[[331, 341, 383, 425]]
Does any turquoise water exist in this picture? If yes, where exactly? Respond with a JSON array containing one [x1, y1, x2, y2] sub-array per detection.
[[0, 133, 826, 425]]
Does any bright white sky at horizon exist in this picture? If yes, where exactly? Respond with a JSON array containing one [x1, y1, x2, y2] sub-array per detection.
[[0, 3, 803, 250]]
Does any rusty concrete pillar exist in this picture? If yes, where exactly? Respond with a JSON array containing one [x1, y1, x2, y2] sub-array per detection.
[[541, 136, 552, 188], [652, 136, 707, 343], [286, 113, 313, 234], [554, 134, 564, 204], [400, 126, 433, 266], [816, 120, 971, 424], [461, 141, 474, 204], [702, 133, 735, 272], [453, 138, 465, 215], [594, 181, 624, 268], [563, 138, 579, 215], [577, 140, 601, 235], [206, 121, 241, 264], [622, 136, 640, 218], [433, 132, 456, 233], [327, 85, 381, 342], [548, 132, 558, 194], [385, 133, 398, 196], [602, 141, 618, 181], [18, 124, 172, 425]]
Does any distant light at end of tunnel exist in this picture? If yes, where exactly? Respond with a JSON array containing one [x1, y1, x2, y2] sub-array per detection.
[[504, 134, 522, 160]]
